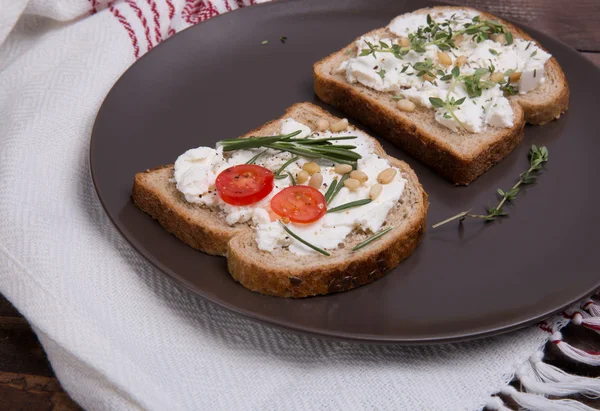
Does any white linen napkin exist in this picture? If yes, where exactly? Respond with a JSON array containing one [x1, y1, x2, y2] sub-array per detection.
[[0, 1, 576, 410]]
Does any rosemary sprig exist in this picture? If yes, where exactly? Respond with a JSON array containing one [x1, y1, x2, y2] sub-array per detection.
[[352, 227, 393, 251], [327, 199, 372, 214], [246, 149, 268, 165], [219, 131, 361, 166], [279, 221, 330, 256], [326, 173, 350, 205], [220, 130, 301, 145], [432, 145, 549, 228], [274, 156, 299, 179]]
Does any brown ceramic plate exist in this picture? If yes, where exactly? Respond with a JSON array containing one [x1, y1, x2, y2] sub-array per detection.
[[90, 0, 600, 344]]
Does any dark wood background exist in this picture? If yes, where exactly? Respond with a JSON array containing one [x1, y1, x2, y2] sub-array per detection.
[[1, 1, 599, 409]]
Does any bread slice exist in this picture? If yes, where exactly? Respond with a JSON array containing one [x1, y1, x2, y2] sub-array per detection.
[[313, 6, 569, 185], [132, 103, 428, 298]]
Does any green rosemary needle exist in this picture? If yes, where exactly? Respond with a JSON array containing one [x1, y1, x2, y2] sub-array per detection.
[[352, 227, 393, 251], [279, 221, 330, 256], [287, 172, 296, 186], [327, 199, 372, 214], [326, 173, 350, 205], [324, 179, 338, 203], [246, 149, 268, 165], [274, 156, 299, 178]]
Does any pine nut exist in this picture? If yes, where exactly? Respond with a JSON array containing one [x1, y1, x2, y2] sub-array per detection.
[[334, 164, 353, 174], [377, 168, 397, 185], [316, 119, 329, 131], [490, 72, 505, 83], [491, 34, 506, 45], [302, 161, 320, 175], [509, 71, 522, 83], [369, 184, 383, 200], [281, 216, 290, 224], [455, 55, 468, 67], [343, 178, 360, 191], [454, 34, 465, 45], [423, 73, 435, 82], [350, 170, 368, 183], [399, 37, 410, 47], [437, 51, 452, 67], [308, 173, 323, 190], [296, 170, 309, 184], [396, 99, 416, 113], [330, 118, 349, 132]]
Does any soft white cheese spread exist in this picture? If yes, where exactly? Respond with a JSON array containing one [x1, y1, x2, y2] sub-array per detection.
[[339, 10, 552, 132], [174, 119, 406, 255]]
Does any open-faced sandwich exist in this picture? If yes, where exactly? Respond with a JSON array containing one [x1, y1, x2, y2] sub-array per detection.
[[314, 6, 569, 185], [132, 103, 427, 297]]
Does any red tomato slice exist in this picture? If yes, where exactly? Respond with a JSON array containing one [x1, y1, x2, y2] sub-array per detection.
[[271, 186, 327, 224], [215, 164, 274, 206]]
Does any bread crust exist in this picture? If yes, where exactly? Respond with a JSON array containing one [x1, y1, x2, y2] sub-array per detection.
[[313, 6, 568, 185], [132, 103, 428, 297]]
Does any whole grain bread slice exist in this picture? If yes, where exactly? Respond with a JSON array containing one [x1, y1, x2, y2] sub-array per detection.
[[313, 6, 569, 185], [132, 102, 428, 298]]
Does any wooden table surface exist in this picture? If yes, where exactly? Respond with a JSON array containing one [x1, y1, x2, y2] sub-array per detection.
[[1, 1, 599, 409]]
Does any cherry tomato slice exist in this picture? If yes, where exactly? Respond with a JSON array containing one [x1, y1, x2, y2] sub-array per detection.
[[271, 186, 327, 224], [215, 164, 274, 206]]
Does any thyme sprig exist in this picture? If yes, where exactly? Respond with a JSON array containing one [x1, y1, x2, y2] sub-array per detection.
[[432, 145, 549, 228], [279, 221, 330, 256], [219, 130, 361, 166], [428, 66, 467, 129], [361, 15, 512, 60]]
